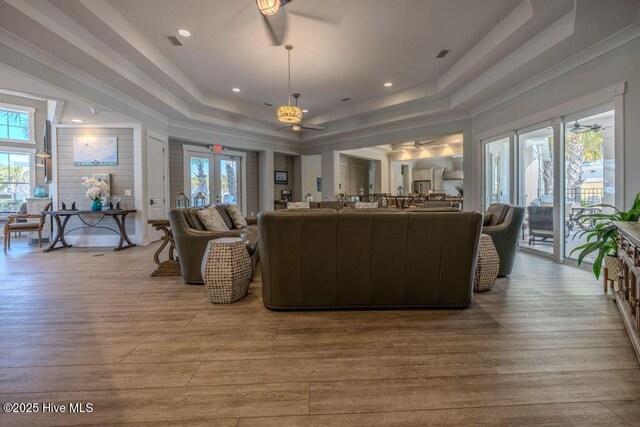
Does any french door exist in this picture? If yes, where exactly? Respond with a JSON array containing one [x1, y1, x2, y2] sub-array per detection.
[[184, 149, 242, 209], [483, 136, 511, 209]]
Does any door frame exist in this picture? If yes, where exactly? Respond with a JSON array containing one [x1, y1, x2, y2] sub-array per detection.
[[182, 144, 247, 214], [480, 132, 514, 210]]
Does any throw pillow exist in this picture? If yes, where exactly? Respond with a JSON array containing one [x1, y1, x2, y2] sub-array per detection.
[[287, 201, 310, 209], [483, 213, 493, 226], [226, 205, 247, 228], [197, 206, 228, 231], [355, 201, 378, 209]]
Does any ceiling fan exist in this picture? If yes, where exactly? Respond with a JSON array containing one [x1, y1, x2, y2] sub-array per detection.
[[276, 93, 323, 132], [567, 120, 602, 134], [393, 140, 440, 150], [255, 0, 342, 45]]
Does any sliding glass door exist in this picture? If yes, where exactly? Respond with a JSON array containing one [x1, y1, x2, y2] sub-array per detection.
[[518, 126, 555, 256], [484, 137, 511, 209], [564, 108, 615, 262], [185, 150, 242, 209]]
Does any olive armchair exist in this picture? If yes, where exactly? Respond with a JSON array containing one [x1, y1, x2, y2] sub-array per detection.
[[482, 203, 525, 276]]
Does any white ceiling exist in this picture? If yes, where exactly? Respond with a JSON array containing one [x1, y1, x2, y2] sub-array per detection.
[[0, 0, 638, 148]]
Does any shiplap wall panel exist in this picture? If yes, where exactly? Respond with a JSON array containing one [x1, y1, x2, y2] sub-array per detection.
[[274, 153, 295, 202], [56, 127, 135, 236]]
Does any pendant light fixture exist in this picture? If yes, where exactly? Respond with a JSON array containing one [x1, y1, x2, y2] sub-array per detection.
[[276, 45, 303, 124], [256, 0, 281, 16]]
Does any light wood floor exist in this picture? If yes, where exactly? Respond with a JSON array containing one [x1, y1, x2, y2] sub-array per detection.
[[0, 240, 639, 426]]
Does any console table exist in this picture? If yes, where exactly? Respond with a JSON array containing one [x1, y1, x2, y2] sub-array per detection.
[[43, 209, 137, 252], [614, 221, 640, 361], [148, 219, 180, 276]]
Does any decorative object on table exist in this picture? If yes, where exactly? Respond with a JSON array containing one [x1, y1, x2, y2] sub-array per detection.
[[108, 196, 121, 210], [474, 234, 500, 292], [73, 136, 118, 166], [305, 192, 313, 202], [275, 170, 288, 185], [148, 219, 180, 277], [201, 238, 252, 304], [193, 192, 206, 206], [281, 189, 292, 202], [84, 177, 110, 211], [397, 186, 404, 196], [455, 183, 464, 197], [316, 177, 322, 192], [34, 186, 47, 198], [226, 204, 248, 228], [571, 194, 640, 289], [176, 191, 189, 208], [3, 201, 52, 251], [61, 200, 76, 210]]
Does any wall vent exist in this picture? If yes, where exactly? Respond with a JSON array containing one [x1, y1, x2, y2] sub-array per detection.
[[166, 35, 183, 46], [436, 49, 450, 58]]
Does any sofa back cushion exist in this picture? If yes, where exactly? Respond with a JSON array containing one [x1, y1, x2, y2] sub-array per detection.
[[486, 203, 510, 226], [197, 206, 229, 231], [213, 204, 235, 230], [226, 204, 247, 228], [287, 201, 310, 209]]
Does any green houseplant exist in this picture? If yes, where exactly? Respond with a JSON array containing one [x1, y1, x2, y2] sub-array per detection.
[[571, 194, 640, 278]]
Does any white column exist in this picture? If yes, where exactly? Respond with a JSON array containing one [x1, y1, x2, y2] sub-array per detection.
[[259, 149, 274, 212], [321, 150, 339, 200]]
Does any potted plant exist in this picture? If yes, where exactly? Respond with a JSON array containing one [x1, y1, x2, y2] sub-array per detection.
[[571, 194, 640, 279]]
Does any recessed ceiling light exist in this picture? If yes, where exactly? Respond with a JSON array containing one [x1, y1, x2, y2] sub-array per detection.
[[232, 88, 241, 93], [384, 82, 393, 88], [178, 29, 191, 37], [302, 109, 308, 113], [71, 119, 83, 123]]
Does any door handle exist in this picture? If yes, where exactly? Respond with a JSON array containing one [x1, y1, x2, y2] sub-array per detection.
[[149, 199, 155, 205]]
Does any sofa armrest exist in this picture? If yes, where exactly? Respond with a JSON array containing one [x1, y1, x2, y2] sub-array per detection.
[[245, 216, 257, 225]]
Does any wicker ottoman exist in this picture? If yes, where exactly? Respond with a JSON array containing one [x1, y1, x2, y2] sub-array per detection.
[[201, 238, 252, 304], [474, 234, 500, 292]]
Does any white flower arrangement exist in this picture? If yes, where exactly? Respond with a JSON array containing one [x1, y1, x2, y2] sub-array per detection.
[[84, 177, 110, 201]]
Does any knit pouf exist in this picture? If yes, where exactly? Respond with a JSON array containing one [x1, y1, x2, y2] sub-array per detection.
[[201, 238, 252, 303], [474, 234, 500, 292]]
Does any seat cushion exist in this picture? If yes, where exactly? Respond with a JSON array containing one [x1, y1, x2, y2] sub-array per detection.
[[226, 205, 247, 228], [197, 206, 228, 231], [483, 213, 493, 226]]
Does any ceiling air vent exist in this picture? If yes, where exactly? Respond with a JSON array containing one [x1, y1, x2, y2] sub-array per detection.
[[436, 49, 450, 58], [341, 97, 351, 102], [263, 102, 273, 107], [165, 35, 183, 46]]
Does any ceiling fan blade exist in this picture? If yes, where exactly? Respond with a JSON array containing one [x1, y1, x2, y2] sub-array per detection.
[[301, 124, 324, 131], [262, 9, 288, 45], [275, 125, 292, 131], [288, 10, 343, 26]]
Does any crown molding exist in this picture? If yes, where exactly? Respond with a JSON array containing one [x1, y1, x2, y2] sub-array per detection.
[[469, 24, 640, 117]]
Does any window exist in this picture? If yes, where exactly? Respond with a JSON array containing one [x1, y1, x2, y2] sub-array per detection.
[[0, 151, 32, 212], [0, 104, 34, 143]]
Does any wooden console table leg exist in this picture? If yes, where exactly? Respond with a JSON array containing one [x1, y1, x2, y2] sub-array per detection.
[[43, 215, 72, 252], [150, 225, 181, 276], [603, 267, 609, 293]]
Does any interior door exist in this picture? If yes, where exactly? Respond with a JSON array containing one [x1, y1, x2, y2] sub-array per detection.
[[147, 136, 166, 241]]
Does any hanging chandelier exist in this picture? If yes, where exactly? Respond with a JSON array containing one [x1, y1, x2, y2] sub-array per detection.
[[276, 45, 303, 124]]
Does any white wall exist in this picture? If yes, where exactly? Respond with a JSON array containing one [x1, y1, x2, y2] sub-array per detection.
[[301, 154, 322, 201], [470, 37, 640, 211]]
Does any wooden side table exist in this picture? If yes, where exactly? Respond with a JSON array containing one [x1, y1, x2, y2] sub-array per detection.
[[148, 219, 181, 277]]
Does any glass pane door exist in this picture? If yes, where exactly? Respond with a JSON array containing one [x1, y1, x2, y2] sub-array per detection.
[[217, 155, 241, 206], [564, 109, 615, 262], [519, 126, 555, 255], [189, 155, 211, 204], [484, 137, 510, 209], [186, 152, 242, 210]]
